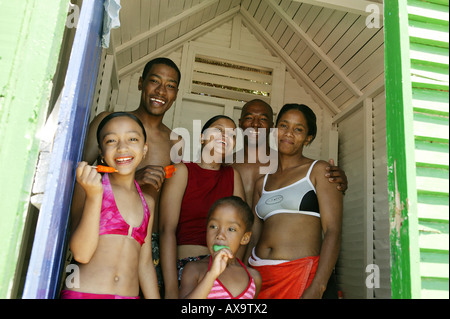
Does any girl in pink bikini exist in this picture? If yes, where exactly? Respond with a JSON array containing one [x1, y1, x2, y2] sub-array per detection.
[[60, 112, 160, 299], [179, 196, 261, 299]]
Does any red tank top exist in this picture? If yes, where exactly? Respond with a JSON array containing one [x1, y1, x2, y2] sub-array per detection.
[[176, 162, 234, 246]]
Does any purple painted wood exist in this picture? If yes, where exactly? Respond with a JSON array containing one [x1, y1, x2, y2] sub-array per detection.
[[22, 0, 104, 299]]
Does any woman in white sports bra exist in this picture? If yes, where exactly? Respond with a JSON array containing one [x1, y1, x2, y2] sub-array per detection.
[[247, 103, 343, 299]]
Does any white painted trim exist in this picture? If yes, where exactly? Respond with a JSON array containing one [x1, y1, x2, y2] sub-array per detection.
[[231, 15, 242, 50], [291, 0, 383, 17], [363, 97, 375, 299]]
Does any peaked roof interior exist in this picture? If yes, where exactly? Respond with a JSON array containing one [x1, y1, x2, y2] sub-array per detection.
[[109, 0, 385, 115]]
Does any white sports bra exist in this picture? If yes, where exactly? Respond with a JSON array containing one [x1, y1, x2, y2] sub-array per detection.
[[255, 160, 320, 221]]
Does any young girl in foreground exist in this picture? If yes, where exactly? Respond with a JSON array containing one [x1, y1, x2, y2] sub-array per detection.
[[61, 112, 160, 299], [179, 196, 261, 299]]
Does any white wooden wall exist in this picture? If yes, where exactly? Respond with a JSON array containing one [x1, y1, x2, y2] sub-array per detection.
[[372, 91, 391, 299], [334, 90, 391, 299], [335, 107, 367, 298], [107, 16, 329, 162]]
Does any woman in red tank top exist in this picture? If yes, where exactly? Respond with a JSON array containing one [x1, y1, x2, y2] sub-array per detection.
[[159, 115, 245, 299]]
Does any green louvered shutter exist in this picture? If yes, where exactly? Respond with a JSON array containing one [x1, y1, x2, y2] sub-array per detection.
[[408, 0, 449, 299], [385, 0, 449, 298]]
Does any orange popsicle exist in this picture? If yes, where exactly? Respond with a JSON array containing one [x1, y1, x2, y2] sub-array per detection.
[[164, 165, 177, 178], [94, 165, 118, 173]]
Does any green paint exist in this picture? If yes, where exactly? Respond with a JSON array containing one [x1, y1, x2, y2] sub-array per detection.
[[384, 0, 422, 298], [0, 0, 68, 298]]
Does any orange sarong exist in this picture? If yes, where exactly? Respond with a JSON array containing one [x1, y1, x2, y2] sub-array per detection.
[[249, 250, 319, 299]]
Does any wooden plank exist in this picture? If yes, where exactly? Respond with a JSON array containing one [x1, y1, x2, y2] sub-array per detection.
[[413, 112, 449, 141], [194, 61, 273, 83], [116, 0, 220, 54], [341, 29, 385, 75], [273, 20, 289, 45], [289, 39, 307, 62], [303, 54, 320, 75], [314, 67, 333, 87], [321, 74, 340, 95], [119, 7, 239, 77], [299, 4, 322, 32], [297, 46, 314, 68], [254, 0, 269, 23], [307, 8, 335, 39], [330, 84, 351, 106], [313, 10, 346, 46], [266, 8, 282, 36], [97, 55, 114, 114], [334, 27, 381, 72], [241, 6, 340, 115], [191, 83, 271, 103], [260, 5, 276, 29], [417, 193, 449, 221], [408, 20, 449, 48], [201, 0, 219, 24], [348, 44, 385, 85], [284, 33, 301, 55], [192, 72, 272, 92], [217, 0, 233, 15], [139, 0, 151, 59], [320, 12, 360, 54], [264, 0, 362, 97], [336, 107, 368, 298], [292, 2, 312, 25], [408, 0, 449, 23], [149, 0, 160, 29]]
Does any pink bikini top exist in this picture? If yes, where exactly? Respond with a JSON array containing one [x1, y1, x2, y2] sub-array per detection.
[[207, 256, 256, 299], [99, 173, 150, 246]]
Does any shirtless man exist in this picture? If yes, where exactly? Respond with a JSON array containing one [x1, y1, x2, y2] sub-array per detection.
[[232, 99, 347, 208], [83, 57, 182, 290]]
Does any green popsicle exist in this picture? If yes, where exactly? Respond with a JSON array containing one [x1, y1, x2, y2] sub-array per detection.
[[213, 245, 230, 252]]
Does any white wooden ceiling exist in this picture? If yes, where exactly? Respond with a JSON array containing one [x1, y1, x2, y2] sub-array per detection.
[[109, 0, 385, 114]]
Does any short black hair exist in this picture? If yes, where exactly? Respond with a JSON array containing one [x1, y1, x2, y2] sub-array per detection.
[[96, 112, 147, 146], [142, 57, 181, 85], [275, 103, 317, 144], [207, 196, 254, 232], [241, 99, 274, 120]]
